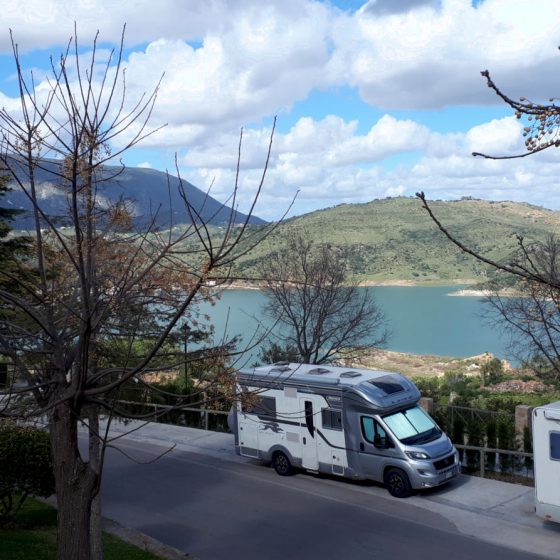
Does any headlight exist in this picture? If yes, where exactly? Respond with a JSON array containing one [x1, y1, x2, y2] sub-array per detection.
[[405, 450, 430, 460]]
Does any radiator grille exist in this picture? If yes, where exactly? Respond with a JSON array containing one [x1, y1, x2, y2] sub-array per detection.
[[434, 454, 455, 471]]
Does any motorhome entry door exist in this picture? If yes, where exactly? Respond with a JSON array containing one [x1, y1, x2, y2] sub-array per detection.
[[300, 398, 319, 470]]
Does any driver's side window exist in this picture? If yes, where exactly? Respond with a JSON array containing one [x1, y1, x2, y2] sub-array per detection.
[[361, 416, 390, 448]]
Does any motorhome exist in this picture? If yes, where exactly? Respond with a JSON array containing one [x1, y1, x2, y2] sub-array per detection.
[[533, 401, 560, 523], [228, 362, 459, 498]]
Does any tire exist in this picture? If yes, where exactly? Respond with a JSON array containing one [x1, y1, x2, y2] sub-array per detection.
[[272, 451, 293, 476], [384, 467, 412, 498]]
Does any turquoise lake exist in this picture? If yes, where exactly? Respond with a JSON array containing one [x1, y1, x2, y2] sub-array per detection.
[[197, 286, 515, 363]]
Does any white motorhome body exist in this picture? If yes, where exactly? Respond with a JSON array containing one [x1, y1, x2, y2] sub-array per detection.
[[229, 363, 459, 498], [533, 401, 560, 523]]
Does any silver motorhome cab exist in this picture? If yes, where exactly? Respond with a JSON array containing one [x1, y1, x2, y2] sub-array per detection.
[[228, 362, 459, 498]]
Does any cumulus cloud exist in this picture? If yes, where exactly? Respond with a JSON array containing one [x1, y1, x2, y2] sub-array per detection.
[[330, 0, 560, 109], [179, 114, 560, 220], [3, 1, 560, 219]]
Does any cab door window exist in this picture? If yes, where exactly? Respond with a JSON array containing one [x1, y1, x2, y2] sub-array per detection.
[[361, 416, 392, 448]]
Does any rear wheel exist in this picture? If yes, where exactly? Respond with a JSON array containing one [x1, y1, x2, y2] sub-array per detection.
[[272, 451, 293, 476], [384, 468, 412, 498]]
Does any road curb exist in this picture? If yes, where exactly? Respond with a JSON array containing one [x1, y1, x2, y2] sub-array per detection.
[[102, 516, 198, 560]]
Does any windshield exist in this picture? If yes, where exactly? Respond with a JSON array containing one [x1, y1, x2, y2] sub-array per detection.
[[382, 406, 441, 445]]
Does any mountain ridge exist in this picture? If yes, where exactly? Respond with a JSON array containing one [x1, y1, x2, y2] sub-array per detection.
[[2, 159, 266, 229], [233, 196, 560, 284]]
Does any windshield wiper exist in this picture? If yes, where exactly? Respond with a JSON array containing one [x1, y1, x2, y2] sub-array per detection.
[[402, 428, 441, 445]]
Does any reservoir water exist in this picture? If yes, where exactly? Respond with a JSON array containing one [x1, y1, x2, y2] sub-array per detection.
[[198, 285, 513, 363]]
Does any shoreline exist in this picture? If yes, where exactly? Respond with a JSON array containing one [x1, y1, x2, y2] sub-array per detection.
[[227, 278, 479, 291]]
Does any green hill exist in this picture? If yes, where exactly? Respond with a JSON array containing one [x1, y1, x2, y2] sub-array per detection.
[[233, 197, 560, 284]]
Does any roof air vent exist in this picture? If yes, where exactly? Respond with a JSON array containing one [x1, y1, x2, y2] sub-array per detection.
[[340, 371, 361, 379], [308, 367, 330, 375], [270, 366, 291, 373]]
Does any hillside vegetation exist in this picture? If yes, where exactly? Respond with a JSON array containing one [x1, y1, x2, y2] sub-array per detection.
[[232, 197, 560, 284]]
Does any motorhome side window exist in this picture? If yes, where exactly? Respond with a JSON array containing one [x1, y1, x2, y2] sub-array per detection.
[[321, 408, 342, 431], [551, 432, 560, 460], [243, 395, 276, 419]]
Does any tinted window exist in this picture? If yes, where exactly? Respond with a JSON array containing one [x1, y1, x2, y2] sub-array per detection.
[[322, 408, 342, 431], [305, 400, 315, 437], [362, 417, 375, 442], [360, 416, 389, 445], [551, 432, 560, 460], [244, 395, 276, 418]]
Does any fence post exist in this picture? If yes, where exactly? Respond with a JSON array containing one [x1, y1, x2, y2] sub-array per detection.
[[202, 391, 209, 430], [515, 405, 533, 446], [480, 449, 485, 478], [419, 397, 434, 415]]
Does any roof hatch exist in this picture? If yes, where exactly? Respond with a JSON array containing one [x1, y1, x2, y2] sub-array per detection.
[[369, 377, 404, 395]]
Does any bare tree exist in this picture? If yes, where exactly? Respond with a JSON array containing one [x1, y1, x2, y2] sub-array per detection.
[[0, 28, 280, 560], [259, 232, 388, 364], [483, 237, 560, 381], [473, 69, 560, 160], [416, 59, 560, 377]]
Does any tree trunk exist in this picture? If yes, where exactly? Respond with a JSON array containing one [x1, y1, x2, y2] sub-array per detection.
[[50, 402, 97, 560], [88, 407, 104, 560]]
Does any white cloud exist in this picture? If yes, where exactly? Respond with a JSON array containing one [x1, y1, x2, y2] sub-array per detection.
[[178, 114, 560, 220], [330, 0, 560, 109], [3, 0, 560, 144], [3, 1, 560, 219], [465, 116, 523, 156]]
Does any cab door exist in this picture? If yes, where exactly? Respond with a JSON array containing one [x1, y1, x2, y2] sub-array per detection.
[[357, 415, 397, 481]]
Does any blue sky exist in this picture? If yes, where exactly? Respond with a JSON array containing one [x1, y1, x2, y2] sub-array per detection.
[[1, 0, 560, 220]]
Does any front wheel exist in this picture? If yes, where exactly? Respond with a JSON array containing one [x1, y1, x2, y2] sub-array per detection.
[[272, 451, 293, 476], [384, 467, 412, 498]]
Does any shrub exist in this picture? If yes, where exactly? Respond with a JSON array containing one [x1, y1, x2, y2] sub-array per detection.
[[485, 419, 497, 471], [0, 423, 55, 524], [480, 358, 504, 386], [497, 418, 515, 473], [466, 418, 483, 471]]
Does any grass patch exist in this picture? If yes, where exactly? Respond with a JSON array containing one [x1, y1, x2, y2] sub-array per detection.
[[0, 497, 165, 560]]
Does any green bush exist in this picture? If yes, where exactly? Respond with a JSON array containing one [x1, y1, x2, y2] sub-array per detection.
[[466, 418, 483, 471], [485, 419, 497, 471], [480, 358, 504, 386], [497, 419, 515, 473], [0, 423, 55, 524], [523, 426, 533, 474]]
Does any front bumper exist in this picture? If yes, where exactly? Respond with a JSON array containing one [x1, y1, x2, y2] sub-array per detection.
[[408, 450, 461, 489]]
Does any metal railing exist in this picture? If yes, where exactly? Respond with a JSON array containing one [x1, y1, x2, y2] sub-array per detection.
[[111, 399, 229, 431], [455, 443, 534, 480]]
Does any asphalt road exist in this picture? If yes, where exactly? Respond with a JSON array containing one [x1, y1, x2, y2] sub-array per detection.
[[100, 440, 548, 560]]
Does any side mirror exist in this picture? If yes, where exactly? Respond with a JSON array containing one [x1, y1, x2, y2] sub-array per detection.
[[374, 434, 392, 449]]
